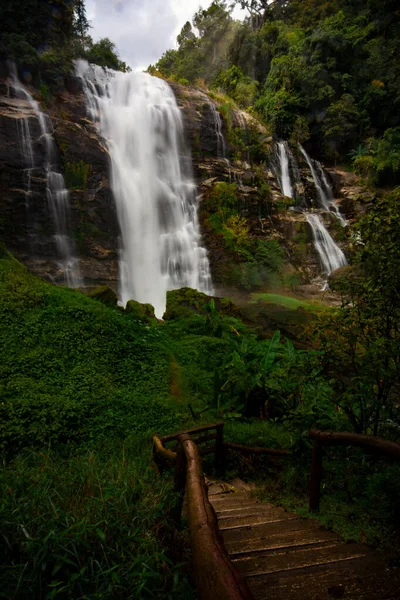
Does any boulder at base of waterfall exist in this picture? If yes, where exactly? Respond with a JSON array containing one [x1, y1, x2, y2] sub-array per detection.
[[86, 286, 118, 306], [163, 288, 211, 320], [328, 264, 364, 293], [163, 287, 241, 321], [125, 299, 155, 322]]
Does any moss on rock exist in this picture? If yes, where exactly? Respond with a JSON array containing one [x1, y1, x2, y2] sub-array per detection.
[[125, 299, 156, 322], [86, 286, 118, 306]]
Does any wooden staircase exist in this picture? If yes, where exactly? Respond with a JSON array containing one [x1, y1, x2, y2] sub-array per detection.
[[153, 425, 400, 600], [208, 480, 400, 600]]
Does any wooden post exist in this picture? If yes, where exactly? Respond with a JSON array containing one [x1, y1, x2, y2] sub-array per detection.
[[309, 440, 323, 512], [215, 424, 225, 477]]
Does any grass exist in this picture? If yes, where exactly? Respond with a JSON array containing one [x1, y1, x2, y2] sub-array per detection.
[[251, 293, 325, 312], [0, 442, 194, 599], [1, 252, 399, 596]]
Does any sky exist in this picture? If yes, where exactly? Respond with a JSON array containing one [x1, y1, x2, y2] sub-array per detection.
[[86, 0, 247, 71]]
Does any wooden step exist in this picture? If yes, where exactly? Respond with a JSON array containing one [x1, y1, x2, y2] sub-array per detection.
[[218, 511, 299, 531], [232, 541, 370, 576], [245, 557, 400, 600], [222, 517, 326, 545], [225, 526, 339, 556], [215, 505, 283, 519]]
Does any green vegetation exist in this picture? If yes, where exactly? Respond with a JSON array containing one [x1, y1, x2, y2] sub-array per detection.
[[64, 160, 92, 190], [1, 178, 400, 593], [0, 0, 129, 89], [203, 182, 286, 288], [251, 293, 323, 311], [152, 0, 400, 177]]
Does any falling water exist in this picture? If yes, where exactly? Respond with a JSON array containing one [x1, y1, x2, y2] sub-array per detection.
[[299, 145, 347, 225], [274, 141, 347, 280], [306, 213, 347, 276], [208, 99, 226, 158], [76, 60, 213, 317], [275, 142, 294, 198], [10, 71, 81, 287]]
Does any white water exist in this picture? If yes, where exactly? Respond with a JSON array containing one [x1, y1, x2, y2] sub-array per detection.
[[10, 71, 81, 287], [76, 60, 213, 317], [306, 213, 347, 275], [299, 145, 347, 226], [208, 99, 226, 158], [274, 142, 348, 279], [276, 142, 293, 198]]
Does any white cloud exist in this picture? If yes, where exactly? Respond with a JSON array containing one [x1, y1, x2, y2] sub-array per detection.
[[86, 0, 246, 70]]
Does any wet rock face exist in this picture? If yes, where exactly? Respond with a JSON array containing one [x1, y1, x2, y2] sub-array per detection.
[[0, 81, 119, 286], [0, 75, 363, 293]]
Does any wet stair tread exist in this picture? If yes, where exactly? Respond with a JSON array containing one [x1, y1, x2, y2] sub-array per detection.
[[208, 482, 400, 600]]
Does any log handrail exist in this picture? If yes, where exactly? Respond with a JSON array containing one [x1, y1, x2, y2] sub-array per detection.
[[309, 429, 400, 511], [152, 425, 254, 600], [175, 434, 253, 600], [160, 422, 224, 444]]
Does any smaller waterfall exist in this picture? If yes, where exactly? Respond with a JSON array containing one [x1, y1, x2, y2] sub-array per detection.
[[299, 145, 347, 226], [272, 140, 348, 282], [276, 141, 293, 198], [306, 213, 347, 276], [208, 99, 226, 158], [10, 71, 81, 287]]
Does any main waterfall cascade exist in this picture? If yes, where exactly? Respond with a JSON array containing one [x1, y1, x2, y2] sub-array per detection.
[[76, 60, 213, 317], [273, 142, 348, 281], [10, 71, 81, 287]]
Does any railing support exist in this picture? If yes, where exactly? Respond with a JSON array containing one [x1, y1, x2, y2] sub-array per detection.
[[215, 423, 225, 477], [309, 440, 323, 512]]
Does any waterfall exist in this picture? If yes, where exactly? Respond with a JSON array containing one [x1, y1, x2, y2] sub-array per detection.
[[306, 214, 347, 276], [208, 99, 226, 158], [75, 60, 213, 317], [272, 141, 347, 280], [10, 71, 81, 287], [275, 141, 294, 198], [299, 145, 347, 226]]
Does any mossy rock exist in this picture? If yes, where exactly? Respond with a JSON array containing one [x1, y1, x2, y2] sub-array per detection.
[[86, 286, 118, 306], [125, 299, 155, 322], [163, 287, 210, 320], [164, 287, 242, 321]]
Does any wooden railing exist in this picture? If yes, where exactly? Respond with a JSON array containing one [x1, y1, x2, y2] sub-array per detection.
[[309, 429, 400, 511], [152, 423, 253, 600], [153, 422, 400, 597]]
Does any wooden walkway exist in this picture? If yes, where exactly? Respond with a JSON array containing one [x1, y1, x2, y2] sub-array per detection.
[[207, 480, 400, 600]]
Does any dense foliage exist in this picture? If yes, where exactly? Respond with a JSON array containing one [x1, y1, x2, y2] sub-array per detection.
[[152, 0, 400, 180], [0, 0, 128, 86]]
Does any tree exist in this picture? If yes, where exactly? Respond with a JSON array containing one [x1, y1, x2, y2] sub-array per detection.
[[85, 38, 129, 72], [313, 189, 400, 436], [74, 0, 90, 38]]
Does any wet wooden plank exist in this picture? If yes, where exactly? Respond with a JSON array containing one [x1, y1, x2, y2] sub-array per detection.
[[246, 558, 400, 600], [232, 541, 370, 576], [218, 512, 299, 531], [225, 527, 339, 556], [214, 504, 290, 521], [209, 492, 256, 508], [222, 517, 325, 545]]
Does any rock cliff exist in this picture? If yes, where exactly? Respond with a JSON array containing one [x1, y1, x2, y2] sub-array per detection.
[[0, 72, 365, 294]]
